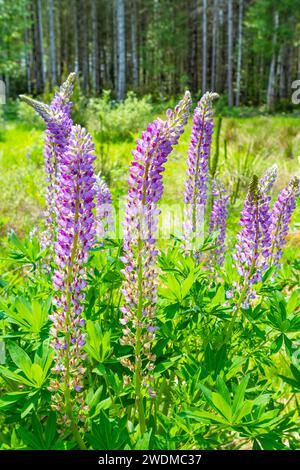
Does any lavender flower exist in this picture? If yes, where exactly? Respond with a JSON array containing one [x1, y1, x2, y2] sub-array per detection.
[[232, 175, 270, 308], [183, 92, 218, 252], [267, 177, 300, 266], [259, 164, 278, 194], [120, 92, 192, 405], [209, 179, 229, 266], [20, 73, 76, 248], [94, 175, 113, 239], [49, 125, 96, 424]]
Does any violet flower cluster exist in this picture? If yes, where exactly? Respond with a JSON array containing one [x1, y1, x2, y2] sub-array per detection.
[[49, 125, 96, 423], [209, 179, 229, 266], [120, 91, 192, 398], [231, 175, 271, 308], [20, 74, 76, 249], [94, 175, 113, 239], [267, 176, 300, 266], [183, 92, 218, 253]]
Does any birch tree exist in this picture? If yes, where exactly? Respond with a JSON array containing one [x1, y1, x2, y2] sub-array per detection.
[[227, 0, 233, 106], [202, 0, 207, 93], [267, 11, 279, 109], [48, 0, 56, 87], [116, 0, 126, 101], [131, 0, 138, 90], [235, 0, 243, 106], [211, 0, 219, 91]]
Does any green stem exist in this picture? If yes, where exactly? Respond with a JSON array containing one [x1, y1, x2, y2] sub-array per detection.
[[134, 237, 146, 435]]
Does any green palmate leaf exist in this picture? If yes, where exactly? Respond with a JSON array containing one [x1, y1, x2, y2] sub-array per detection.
[[216, 376, 231, 404], [7, 342, 32, 377], [232, 375, 249, 417], [199, 384, 232, 422], [286, 289, 300, 314], [181, 271, 195, 298], [178, 409, 227, 425], [0, 365, 33, 387]]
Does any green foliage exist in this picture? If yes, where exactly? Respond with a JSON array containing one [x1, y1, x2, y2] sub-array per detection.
[[85, 90, 153, 142]]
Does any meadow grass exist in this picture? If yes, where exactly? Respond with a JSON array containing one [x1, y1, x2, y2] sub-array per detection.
[[0, 115, 299, 251]]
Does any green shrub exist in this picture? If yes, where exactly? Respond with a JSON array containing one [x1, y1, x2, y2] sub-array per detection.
[[85, 90, 153, 142]]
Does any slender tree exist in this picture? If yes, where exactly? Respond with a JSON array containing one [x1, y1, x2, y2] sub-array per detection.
[[202, 0, 207, 93], [131, 0, 139, 90], [48, 0, 57, 87], [267, 11, 279, 109], [227, 0, 233, 106], [116, 0, 126, 100], [236, 0, 243, 106]]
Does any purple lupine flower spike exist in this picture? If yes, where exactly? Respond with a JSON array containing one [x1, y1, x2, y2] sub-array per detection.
[[267, 177, 300, 267], [120, 92, 192, 398], [209, 179, 229, 266], [20, 73, 76, 249], [232, 175, 270, 308], [259, 164, 278, 194], [183, 92, 218, 253], [49, 125, 96, 423], [94, 175, 113, 239]]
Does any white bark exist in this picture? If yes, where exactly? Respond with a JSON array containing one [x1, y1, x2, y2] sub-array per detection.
[[131, 0, 138, 89], [267, 12, 279, 109], [48, 0, 57, 87], [37, 0, 45, 85], [91, 0, 99, 92], [202, 0, 207, 93], [211, 0, 219, 91], [235, 0, 243, 106], [227, 0, 233, 106], [116, 0, 126, 101]]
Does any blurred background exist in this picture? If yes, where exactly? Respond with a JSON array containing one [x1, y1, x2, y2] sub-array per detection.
[[1, 0, 300, 110]]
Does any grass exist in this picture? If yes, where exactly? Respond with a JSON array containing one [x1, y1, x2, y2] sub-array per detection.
[[0, 114, 299, 252]]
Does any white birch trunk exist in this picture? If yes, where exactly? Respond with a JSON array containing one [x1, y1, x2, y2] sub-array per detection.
[[235, 0, 243, 106], [116, 0, 126, 101]]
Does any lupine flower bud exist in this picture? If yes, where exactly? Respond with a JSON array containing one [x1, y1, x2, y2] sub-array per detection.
[[120, 92, 192, 397], [20, 73, 76, 249], [183, 91, 218, 253], [267, 177, 300, 266]]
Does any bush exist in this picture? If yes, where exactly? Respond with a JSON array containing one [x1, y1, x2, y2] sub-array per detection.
[[85, 90, 153, 142]]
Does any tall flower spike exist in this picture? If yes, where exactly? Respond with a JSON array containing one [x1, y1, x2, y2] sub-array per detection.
[[232, 175, 271, 308], [267, 177, 300, 267], [20, 73, 76, 249], [94, 175, 113, 239], [259, 164, 278, 194], [49, 125, 96, 425], [120, 93, 192, 417], [209, 179, 229, 266], [183, 91, 219, 253]]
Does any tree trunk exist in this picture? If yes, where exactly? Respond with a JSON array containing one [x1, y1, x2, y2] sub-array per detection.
[[235, 0, 243, 106], [202, 0, 207, 93], [48, 0, 57, 87], [227, 0, 233, 106], [116, 0, 126, 100], [267, 11, 279, 109], [92, 0, 100, 93], [189, 0, 198, 92], [211, 0, 219, 91], [131, 0, 138, 90], [37, 0, 45, 86]]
